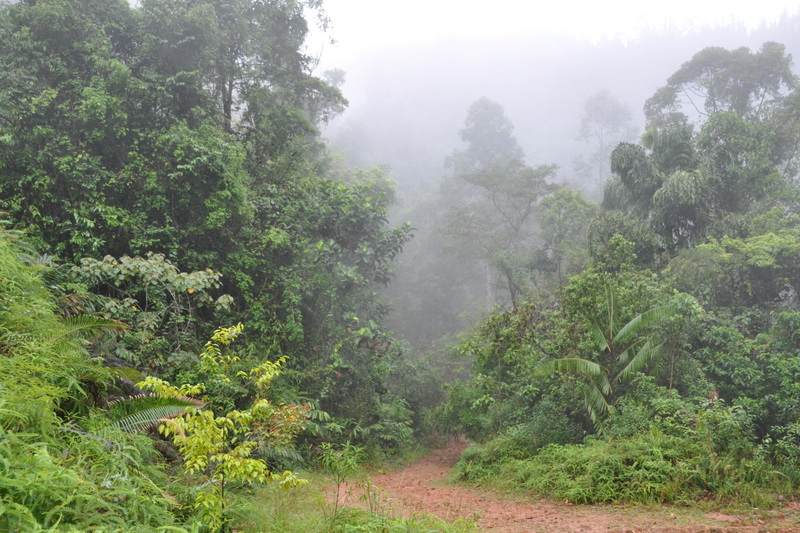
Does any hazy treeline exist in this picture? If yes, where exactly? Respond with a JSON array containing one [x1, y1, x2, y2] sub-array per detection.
[[327, 15, 800, 195], [417, 28, 800, 506], [367, 15, 800, 352], [3, 0, 800, 530]]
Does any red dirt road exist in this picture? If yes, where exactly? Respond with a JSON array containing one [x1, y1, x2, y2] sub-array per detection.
[[343, 438, 800, 532]]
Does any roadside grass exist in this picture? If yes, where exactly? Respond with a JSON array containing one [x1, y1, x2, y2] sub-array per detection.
[[238, 471, 478, 532]]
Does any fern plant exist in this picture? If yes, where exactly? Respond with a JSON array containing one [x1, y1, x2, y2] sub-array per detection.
[[105, 394, 205, 433]]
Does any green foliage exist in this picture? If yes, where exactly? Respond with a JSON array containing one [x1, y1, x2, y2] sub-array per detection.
[[8, 0, 800, 521], [319, 441, 363, 524], [587, 211, 661, 267], [72, 252, 233, 372], [106, 394, 205, 433], [0, 0, 429, 529], [0, 427, 188, 532], [430, 379, 490, 441], [536, 188, 597, 287], [0, 0, 417, 461], [0, 227, 191, 531], [603, 110, 786, 254], [644, 42, 797, 127], [155, 326, 309, 532], [541, 254, 685, 427], [669, 225, 800, 309], [456, 400, 786, 507]]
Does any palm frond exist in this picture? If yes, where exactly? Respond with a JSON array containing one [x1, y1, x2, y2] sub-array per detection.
[[603, 281, 616, 344], [588, 320, 610, 353], [616, 337, 646, 365], [542, 357, 611, 395], [615, 303, 676, 346], [105, 394, 204, 433], [617, 339, 667, 384], [582, 381, 612, 428]]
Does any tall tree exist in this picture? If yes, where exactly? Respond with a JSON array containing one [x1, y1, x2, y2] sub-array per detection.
[[574, 90, 637, 191], [446, 97, 524, 175], [536, 188, 597, 288], [445, 98, 556, 308], [601, 113, 784, 254], [644, 42, 797, 128], [138, 0, 347, 171]]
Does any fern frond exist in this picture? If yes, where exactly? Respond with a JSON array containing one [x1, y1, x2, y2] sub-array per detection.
[[106, 394, 204, 433], [41, 316, 128, 355], [58, 315, 128, 339]]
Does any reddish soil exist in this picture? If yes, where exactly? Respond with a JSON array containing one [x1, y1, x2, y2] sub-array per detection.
[[341, 438, 800, 533]]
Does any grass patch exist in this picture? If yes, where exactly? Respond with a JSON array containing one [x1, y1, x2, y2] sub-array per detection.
[[454, 428, 792, 508], [238, 471, 477, 532]]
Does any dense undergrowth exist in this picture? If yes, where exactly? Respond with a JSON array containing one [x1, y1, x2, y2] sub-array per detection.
[[5, 0, 800, 529], [456, 424, 792, 508], [435, 246, 800, 509], [0, 225, 460, 531]]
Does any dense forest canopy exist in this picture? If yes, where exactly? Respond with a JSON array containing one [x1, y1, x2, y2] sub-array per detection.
[[3, 0, 800, 531], [0, 1, 422, 530]]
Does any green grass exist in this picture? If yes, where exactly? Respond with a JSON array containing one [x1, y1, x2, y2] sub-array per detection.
[[453, 429, 794, 509], [237, 472, 477, 533]]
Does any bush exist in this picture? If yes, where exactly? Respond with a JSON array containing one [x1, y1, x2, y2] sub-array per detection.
[[456, 421, 787, 507]]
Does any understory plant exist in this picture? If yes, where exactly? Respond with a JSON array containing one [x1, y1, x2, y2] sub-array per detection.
[[149, 324, 310, 532]]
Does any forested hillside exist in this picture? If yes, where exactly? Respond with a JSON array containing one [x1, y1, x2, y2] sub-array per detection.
[[2, 0, 800, 531], [0, 1, 426, 530], [431, 41, 800, 507]]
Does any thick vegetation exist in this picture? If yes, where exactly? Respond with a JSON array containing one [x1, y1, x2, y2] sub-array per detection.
[[0, 0, 426, 531], [3, 0, 800, 530], [433, 40, 800, 508]]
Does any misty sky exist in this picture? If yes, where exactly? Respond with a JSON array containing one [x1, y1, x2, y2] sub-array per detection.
[[313, 0, 800, 66]]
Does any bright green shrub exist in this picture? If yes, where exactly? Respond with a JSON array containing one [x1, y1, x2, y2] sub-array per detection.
[[0, 230, 188, 531], [457, 420, 785, 507]]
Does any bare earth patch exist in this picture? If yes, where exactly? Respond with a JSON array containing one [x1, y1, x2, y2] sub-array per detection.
[[341, 438, 800, 532]]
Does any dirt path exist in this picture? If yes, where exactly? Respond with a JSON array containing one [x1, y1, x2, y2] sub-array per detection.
[[342, 438, 800, 532]]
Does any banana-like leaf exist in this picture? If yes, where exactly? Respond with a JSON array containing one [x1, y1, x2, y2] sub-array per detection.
[[582, 381, 612, 428], [543, 357, 611, 395], [617, 339, 667, 384], [106, 394, 204, 433], [614, 303, 676, 347]]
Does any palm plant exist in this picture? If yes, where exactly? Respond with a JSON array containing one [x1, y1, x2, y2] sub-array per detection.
[[543, 281, 675, 427]]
